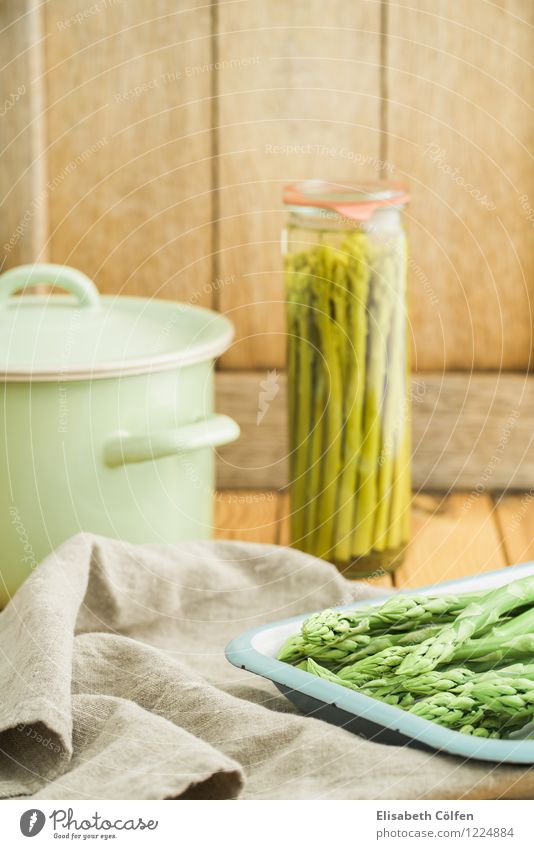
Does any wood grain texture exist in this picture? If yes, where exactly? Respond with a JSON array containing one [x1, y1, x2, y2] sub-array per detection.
[[215, 490, 279, 543], [215, 490, 534, 588], [216, 369, 287, 489], [9, 1, 532, 373], [216, 0, 382, 368], [0, 0, 47, 268], [223, 489, 393, 587], [395, 493, 506, 588], [495, 494, 534, 566], [277, 491, 515, 590], [216, 371, 534, 490], [276, 491, 291, 548], [362, 571, 394, 590], [387, 0, 534, 370], [43, 0, 213, 303], [411, 372, 534, 490]]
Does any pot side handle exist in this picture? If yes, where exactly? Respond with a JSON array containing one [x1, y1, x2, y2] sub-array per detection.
[[103, 414, 240, 468], [0, 263, 100, 307]]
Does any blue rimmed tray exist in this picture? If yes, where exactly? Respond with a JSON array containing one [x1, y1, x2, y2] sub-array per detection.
[[225, 561, 534, 764]]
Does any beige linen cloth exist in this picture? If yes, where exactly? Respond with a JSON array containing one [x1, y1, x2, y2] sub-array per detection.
[[0, 533, 533, 800]]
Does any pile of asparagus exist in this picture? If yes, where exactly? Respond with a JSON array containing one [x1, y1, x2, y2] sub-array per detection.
[[285, 227, 410, 571], [277, 575, 534, 738]]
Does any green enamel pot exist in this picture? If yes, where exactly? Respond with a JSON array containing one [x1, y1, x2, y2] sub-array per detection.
[[0, 263, 240, 606]]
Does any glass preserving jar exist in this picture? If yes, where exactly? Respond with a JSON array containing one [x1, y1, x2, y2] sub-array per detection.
[[282, 181, 411, 578]]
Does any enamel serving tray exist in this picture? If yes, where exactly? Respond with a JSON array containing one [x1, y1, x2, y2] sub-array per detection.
[[226, 562, 534, 764]]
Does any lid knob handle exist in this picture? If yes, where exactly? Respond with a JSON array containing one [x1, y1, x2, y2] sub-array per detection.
[[0, 263, 100, 307]]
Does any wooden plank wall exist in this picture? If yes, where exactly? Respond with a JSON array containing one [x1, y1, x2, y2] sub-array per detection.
[[387, 0, 534, 371], [1, 1, 533, 488], [0, 0, 48, 269], [216, 372, 534, 491], [214, 0, 534, 371], [215, 0, 382, 368], [215, 490, 512, 589], [42, 0, 213, 303], [6, 1, 532, 367]]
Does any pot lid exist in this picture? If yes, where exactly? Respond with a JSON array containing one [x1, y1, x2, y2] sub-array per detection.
[[0, 264, 234, 381]]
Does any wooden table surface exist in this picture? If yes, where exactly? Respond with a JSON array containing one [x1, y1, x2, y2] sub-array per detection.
[[215, 491, 534, 589]]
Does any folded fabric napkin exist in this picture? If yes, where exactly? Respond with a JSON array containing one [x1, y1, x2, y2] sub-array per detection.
[[1, 534, 533, 800]]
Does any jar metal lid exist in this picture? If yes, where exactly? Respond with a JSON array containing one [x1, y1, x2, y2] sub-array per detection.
[[283, 180, 410, 222]]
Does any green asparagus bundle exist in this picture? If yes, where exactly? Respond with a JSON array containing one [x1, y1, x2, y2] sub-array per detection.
[[279, 574, 534, 738], [285, 224, 410, 571], [311, 246, 346, 557], [334, 237, 372, 562], [360, 667, 477, 701], [305, 659, 415, 706], [453, 606, 534, 664], [459, 718, 522, 738], [357, 663, 534, 703], [306, 658, 360, 691], [409, 675, 534, 735], [352, 241, 408, 557], [332, 577, 534, 682], [335, 604, 534, 685], [286, 251, 318, 551], [280, 622, 443, 668], [277, 591, 486, 666], [397, 575, 534, 676], [310, 592, 480, 634], [306, 658, 534, 736], [408, 692, 485, 731]]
